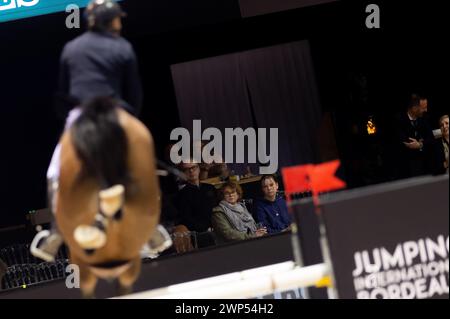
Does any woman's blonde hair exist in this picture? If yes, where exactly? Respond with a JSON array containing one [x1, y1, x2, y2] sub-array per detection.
[[219, 182, 243, 200]]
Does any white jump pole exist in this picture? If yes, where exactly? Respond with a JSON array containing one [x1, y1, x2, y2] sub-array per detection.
[[116, 262, 330, 299]]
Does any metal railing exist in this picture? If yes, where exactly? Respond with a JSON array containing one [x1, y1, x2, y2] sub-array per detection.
[[0, 243, 69, 291]]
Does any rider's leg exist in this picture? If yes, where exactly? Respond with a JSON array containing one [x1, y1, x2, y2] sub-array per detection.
[[140, 224, 173, 259], [30, 176, 64, 262], [30, 142, 66, 262], [30, 108, 83, 262]]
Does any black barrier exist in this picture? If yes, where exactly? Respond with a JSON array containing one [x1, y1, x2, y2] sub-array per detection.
[[0, 232, 293, 298], [316, 175, 449, 299], [3, 176, 447, 299]]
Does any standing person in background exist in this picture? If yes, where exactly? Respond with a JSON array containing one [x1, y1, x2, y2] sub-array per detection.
[[58, 0, 143, 117], [393, 94, 435, 178], [434, 115, 449, 174], [254, 175, 292, 234]]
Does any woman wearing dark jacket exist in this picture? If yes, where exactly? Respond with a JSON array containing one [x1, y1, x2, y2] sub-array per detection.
[[212, 182, 267, 243]]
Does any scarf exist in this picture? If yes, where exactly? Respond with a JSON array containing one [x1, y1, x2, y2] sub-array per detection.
[[218, 200, 257, 234]]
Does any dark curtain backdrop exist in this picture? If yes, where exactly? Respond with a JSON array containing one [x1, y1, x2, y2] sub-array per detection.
[[171, 40, 322, 173], [171, 53, 255, 173], [240, 41, 322, 168], [171, 53, 254, 131]]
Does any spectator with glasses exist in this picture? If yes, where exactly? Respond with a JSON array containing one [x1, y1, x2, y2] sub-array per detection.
[[212, 182, 267, 244], [174, 160, 217, 248]]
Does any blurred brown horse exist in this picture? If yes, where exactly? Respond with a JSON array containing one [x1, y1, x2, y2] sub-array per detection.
[[55, 98, 160, 298]]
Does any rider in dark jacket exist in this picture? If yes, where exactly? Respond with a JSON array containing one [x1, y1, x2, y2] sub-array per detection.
[[58, 0, 142, 117]]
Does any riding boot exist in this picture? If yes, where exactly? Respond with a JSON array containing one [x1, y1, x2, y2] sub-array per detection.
[[30, 225, 64, 263], [140, 225, 173, 259]]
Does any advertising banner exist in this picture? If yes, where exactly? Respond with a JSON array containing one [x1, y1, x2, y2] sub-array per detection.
[[321, 176, 449, 299]]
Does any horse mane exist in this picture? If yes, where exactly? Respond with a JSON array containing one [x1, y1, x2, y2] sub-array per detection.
[[70, 97, 130, 190]]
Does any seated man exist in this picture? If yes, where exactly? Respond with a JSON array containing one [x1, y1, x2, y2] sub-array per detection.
[[174, 160, 217, 248], [254, 175, 292, 234]]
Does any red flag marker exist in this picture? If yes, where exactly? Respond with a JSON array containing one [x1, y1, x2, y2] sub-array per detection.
[[308, 160, 346, 196], [282, 164, 313, 194], [282, 160, 346, 207]]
